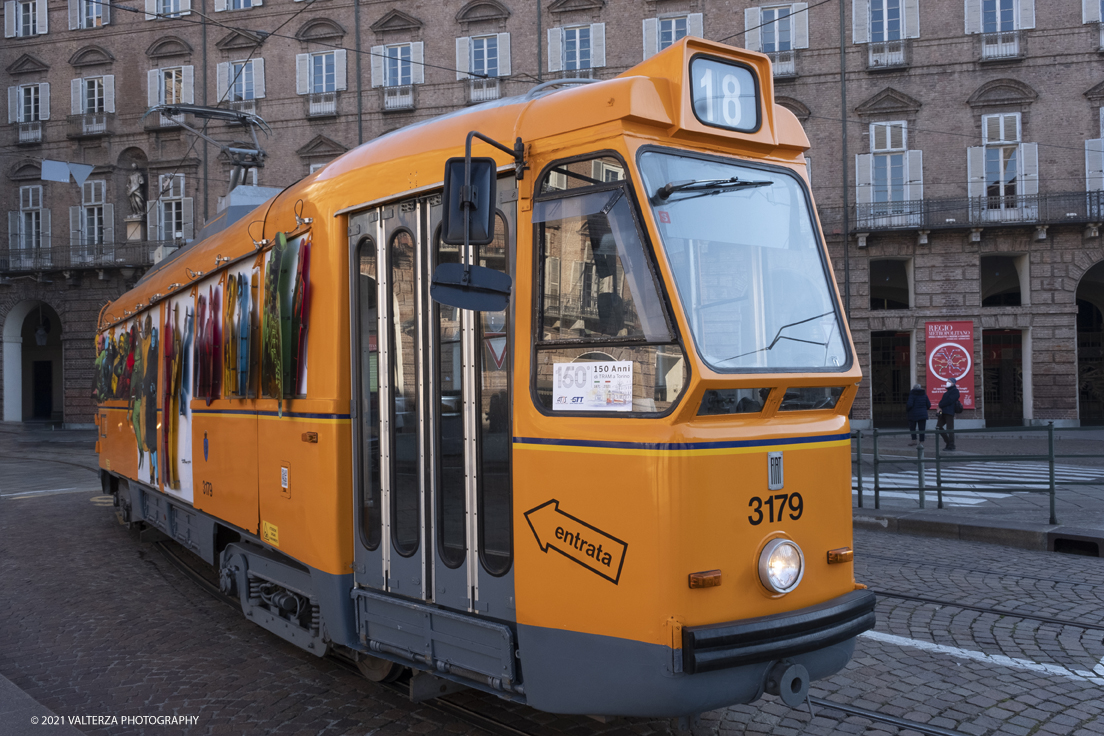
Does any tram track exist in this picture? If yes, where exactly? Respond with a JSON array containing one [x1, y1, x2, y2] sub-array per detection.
[[872, 589, 1104, 633], [859, 552, 1104, 588]]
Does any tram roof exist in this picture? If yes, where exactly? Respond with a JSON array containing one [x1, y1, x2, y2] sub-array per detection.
[[102, 38, 809, 329]]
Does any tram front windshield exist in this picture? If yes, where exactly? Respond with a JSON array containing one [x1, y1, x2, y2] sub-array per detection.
[[638, 150, 848, 373]]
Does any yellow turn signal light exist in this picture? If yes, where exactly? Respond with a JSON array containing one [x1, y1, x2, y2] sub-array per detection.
[[688, 570, 722, 589], [827, 547, 853, 564]]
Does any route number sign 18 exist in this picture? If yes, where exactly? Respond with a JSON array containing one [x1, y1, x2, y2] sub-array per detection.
[[690, 57, 759, 133]]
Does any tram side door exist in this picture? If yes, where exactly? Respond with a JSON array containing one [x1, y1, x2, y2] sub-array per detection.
[[350, 183, 517, 623]]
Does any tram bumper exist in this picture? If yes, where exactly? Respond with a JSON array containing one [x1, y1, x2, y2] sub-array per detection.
[[517, 590, 876, 717]]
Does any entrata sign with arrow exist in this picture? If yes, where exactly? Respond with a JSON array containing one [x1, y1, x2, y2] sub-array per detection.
[[524, 500, 628, 584]]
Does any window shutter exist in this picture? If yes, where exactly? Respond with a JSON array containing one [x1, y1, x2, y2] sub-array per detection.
[[687, 12, 703, 38], [214, 0, 226, 10], [101, 0, 108, 24], [852, 0, 869, 43], [182, 65, 194, 104], [296, 54, 310, 94], [39, 83, 49, 120], [906, 150, 923, 202], [744, 8, 762, 51], [642, 18, 658, 59], [71, 78, 82, 115], [148, 69, 159, 107], [253, 0, 262, 6], [147, 201, 158, 240], [145, 0, 154, 20], [5, 1, 16, 37], [182, 198, 193, 239], [370, 47, 384, 88], [1018, 0, 1034, 29], [1020, 142, 1038, 196], [456, 37, 470, 79], [36, 0, 47, 34], [8, 86, 17, 124], [855, 154, 873, 204], [68, 0, 78, 30], [410, 43, 424, 85], [253, 58, 265, 98], [965, 0, 982, 33], [334, 49, 348, 90], [904, 0, 920, 38], [41, 208, 50, 250], [591, 23, 606, 67], [103, 203, 114, 245], [967, 146, 985, 198], [179, 0, 190, 15], [70, 205, 82, 246], [9, 211, 19, 249], [104, 75, 114, 112], [497, 33, 511, 77], [1087, 140, 1104, 191], [548, 28, 563, 72], [1085, 0, 1102, 23], [792, 4, 809, 48], [216, 62, 229, 102]]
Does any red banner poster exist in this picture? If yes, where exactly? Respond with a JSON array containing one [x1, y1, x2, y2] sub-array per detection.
[[925, 321, 975, 409]]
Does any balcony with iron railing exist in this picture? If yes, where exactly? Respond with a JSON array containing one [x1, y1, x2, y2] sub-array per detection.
[[144, 111, 184, 130], [307, 92, 337, 117], [980, 30, 1022, 61], [383, 85, 414, 111], [560, 68, 594, 79], [867, 40, 908, 70], [227, 99, 258, 117], [15, 121, 42, 145], [767, 50, 797, 78], [469, 77, 500, 103], [0, 241, 172, 273], [67, 113, 113, 139], [817, 190, 1104, 235]]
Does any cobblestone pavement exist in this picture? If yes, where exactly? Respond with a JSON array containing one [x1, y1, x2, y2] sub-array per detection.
[[2, 442, 1103, 735]]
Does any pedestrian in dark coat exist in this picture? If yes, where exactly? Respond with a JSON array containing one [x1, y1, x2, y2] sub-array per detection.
[[905, 384, 931, 445], [936, 378, 960, 450]]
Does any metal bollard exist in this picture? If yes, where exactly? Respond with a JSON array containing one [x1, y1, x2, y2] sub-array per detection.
[[872, 428, 880, 510], [935, 438, 943, 509], [918, 442, 926, 509], [1048, 421, 1057, 525], [856, 431, 863, 508]]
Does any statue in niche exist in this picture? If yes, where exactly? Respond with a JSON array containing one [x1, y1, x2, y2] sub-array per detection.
[[127, 164, 146, 216]]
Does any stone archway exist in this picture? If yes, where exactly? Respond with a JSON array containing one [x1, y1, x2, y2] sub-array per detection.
[[1077, 261, 1104, 425], [2, 300, 64, 423]]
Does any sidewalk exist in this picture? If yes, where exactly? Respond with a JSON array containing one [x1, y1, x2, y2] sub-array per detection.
[[852, 428, 1104, 554]]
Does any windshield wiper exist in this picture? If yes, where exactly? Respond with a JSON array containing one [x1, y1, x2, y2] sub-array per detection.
[[651, 177, 771, 204], [719, 311, 835, 364]]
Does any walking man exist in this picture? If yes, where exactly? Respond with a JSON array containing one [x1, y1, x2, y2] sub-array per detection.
[[905, 384, 931, 446], [936, 378, 960, 451]]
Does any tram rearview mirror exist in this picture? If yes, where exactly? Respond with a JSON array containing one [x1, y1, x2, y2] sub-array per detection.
[[431, 263, 512, 312], [441, 157, 497, 246]]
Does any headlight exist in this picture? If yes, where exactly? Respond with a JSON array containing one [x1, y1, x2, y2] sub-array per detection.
[[758, 539, 804, 594]]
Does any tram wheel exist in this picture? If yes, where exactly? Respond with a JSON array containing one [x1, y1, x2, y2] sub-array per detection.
[[357, 654, 403, 683]]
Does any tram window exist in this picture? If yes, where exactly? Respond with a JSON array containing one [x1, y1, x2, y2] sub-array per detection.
[[390, 230, 420, 558], [698, 388, 770, 416], [435, 233, 466, 569], [478, 214, 512, 576], [778, 386, 843, 411], [357, 237, 382, 551], [539, 156, 625, 195]]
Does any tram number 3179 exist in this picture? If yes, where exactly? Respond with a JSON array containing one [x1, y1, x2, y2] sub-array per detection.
[[748, 493, 803, 525]]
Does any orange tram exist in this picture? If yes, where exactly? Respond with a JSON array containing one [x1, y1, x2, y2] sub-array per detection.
[[94, 38, 875, 718]]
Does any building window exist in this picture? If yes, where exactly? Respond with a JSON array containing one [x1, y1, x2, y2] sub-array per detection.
[[19, 185, 42, 249], [761, 7, 793, 52], [20, 84, 40, 121], [981, 255, 1024, 306], [970, 0, 1029, 58], [83, 77, 105, 113], [871, 0, 901, 41], [471, 35, 498, 78], [659, 16, 687, 50], [82, 180, 105, 245], [158, 0, 182, 17], [18, 0, 37, 35], [564, 26, 590, 71], [231, 60, 254, 101], [144, 0, 191, 20], [385, 45, 412, 87], [150, 173, 193, 240], [548, 24, 605, 75], [311, 52, 335, 93], [983, 0, 1014, 32], [871, 121, 907, 210], [80, 0, 105, 28], [162, 67, 184, 104], [984, 113, 1019, 204], [231, 0, 252, 8], [870, 259, 910, 310], [743, 6, 806, 74]]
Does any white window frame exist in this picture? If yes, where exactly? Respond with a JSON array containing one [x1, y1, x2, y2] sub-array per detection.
[[856, 121, 923, 227], [742, 6, 807, 56], [150, 173, 192, 240], [643, 14, 702, 59], [547, 24, 605, 74], [760, 6, 793, 53], [659, 16, 688, 51], [18, 0, 36, 35], [20, 84, 40, 121], [564, 26, 591, 72], [870, 0, 902, 42], [384, 44, 412, 87], [82, 180, 106, 245], [19, 185, 43, 250], [470, 35, 499, 78], [81, 0, 105, 27], [969, 112, 1038, 220]]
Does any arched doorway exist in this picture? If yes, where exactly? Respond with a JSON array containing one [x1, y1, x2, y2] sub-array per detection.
[[1077, 261, 1104, 425], [2, 300, 63, 423]]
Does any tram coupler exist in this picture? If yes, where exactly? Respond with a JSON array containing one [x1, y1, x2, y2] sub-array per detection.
[[764, 660, 810, 708]]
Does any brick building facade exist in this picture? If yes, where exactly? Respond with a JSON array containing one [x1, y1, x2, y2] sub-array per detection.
[[2, 0, 1103, 426]]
